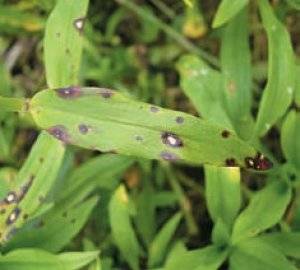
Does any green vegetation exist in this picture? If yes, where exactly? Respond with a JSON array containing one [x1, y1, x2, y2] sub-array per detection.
[[0, 0, 299, 269]]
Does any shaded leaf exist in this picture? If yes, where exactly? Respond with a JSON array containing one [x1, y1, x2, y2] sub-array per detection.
[[205, 166, 241, 227], [230, 237, 297, 270], [254, 0, 295, 137], [220, 7, 252, 138], [281, 110, 300, 170], [109, 185, 140, 270], [59, 251, 99, 270], [212, 0, 249, 28], [165, 244, 228, 270], [148, 212, 182, 268], [259, 232, 300, 259], [232, 180, 292, 243]]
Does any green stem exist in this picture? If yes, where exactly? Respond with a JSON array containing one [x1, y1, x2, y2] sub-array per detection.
[[163, 164, 199, 235], [116, 0, 219, 68], [0, 96, 26, 113]]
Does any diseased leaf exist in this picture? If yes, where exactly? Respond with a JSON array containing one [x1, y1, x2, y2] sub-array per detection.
[[205, 166, 241, 227], [28, 87, 271, 170], [44, 0, 89, 88], [212, 0, 249, 28], [0, 132, 65, 244], [259, 232, 300, 259], [232, 180, 292, 243], [2, 196, 98, 253], [221, 7, 252, 137], [230, 238, 297, 270], [164, 244, 228, 270], [254, 0, 295, 137], [148, 213, 182, 268], [281, 110, 300, 170], [109, 185, 140, 270]]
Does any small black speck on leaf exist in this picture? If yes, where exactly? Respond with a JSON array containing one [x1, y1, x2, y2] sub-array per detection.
[[56, 86, 82, 99], [221, 130, 230, 138], [160, 151, 178, 161], [225, 158, 236, 167], [150, 106, 159, 113], [48, 125, 70, 143], [176, 116, 184, 124], [161, 132, 183, 148], [78, 124, 89, 134]]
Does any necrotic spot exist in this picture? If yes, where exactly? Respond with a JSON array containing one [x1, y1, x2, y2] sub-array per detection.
[[135, 135, 143, 141], [56, 86, 82, 99], [6, 208, 21, 225], [161, 132, 183, 148], [221, 130, 230, 138], [47, 125, 69, 143], [225, 158, 236, 167], [176, 116, 184, 124], [73, 17, 85, 33], [160, 151, 178, 161], [150, 106, 159, 113], [78, 124, 89, 134], [99, 89, 113, 98], [4, 192, 18, 204], [245, 152, 273, 171]]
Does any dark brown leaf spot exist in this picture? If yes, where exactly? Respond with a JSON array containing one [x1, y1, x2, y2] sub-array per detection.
[[56, 86, 82, 99], [48, 125, 69, 143], [245, 153, 273, 171], [160, 151, 178, 161], [150, 106, 159, 113], [176, 116, 184, 124], [225, 158, 236, 167], [221, 130, 230, 138], [6, 208, 21, 225], [78, 124, 89, 134], [99, 89, 113, 98], [135, 135, 143, 141], [161, 132, 183, 148]]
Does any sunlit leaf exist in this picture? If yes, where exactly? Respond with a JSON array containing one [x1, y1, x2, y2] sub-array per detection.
[[0, 132, 65, 243], [28, 87, 269, 170], [44, 0, 89, 88], [212, 0, 249, 28], [148, 212, 182, 268], [232, 180, 292, 243], [230, 237, 297, 270], [254, 0, 295, 137]]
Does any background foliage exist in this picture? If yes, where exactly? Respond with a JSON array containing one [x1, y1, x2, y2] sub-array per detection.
[[0, 0, 300, 269]]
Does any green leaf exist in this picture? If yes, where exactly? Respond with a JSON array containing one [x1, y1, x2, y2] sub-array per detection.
[[148, 212, 182, 268], [212, 219, 230, 246], [177, 55, 232, 129], [29, 87, 266, 169], [286, 0, 300, 10], [164, 244, 228, 270], [230, 237, 297, 270], [59, 251, 99, 270], [58, 154, 134, 207], [3, 196, 98, 253], [220, 7, 252, 137], [212, 0, 249, 28], [295, 65, 300, 106], [0, 132, 65, 243], [109, 185, 140, 270], [0, 249, 64, 270], [205, 166, 241, 227], [44, 0, 89, 88], [232, 180, 292, 243], [259, 232, 300, 259], [281, 110, 300, 170], [254, 0, 295, 137]]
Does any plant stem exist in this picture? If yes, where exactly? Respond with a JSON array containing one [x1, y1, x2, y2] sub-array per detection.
[[163, 164, 199, 235], [0, 96, 26, 113]]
